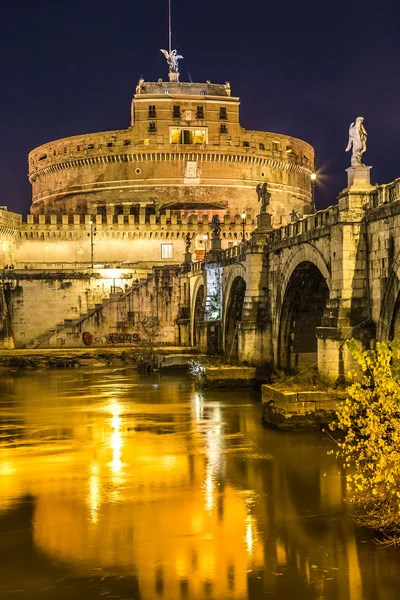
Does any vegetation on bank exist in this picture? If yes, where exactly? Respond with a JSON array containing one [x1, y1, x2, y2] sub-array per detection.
[[330, 340, 400, 545]]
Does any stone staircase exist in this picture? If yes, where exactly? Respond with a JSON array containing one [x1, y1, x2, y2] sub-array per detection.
[[34, 281, 146, 348]]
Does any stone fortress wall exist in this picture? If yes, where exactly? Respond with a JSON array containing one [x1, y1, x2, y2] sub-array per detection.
[[14, 209, 250, 267], [28, 80, 314, 227]]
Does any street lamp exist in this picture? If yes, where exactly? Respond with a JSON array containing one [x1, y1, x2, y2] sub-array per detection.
[[203, 234, 208, 257], [311, 172, 317, 212], [241, 211, 246, 242], [88, 220, 97, 268]]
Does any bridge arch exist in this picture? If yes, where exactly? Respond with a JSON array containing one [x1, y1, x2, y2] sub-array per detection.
[[222, 264, 246, 356], [191, 275, 205, 347], [275, 246, 331, 371], [377, 252, 400, 340]]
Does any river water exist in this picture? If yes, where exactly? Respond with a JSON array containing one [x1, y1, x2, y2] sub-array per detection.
[[0, 368, 400, 600]]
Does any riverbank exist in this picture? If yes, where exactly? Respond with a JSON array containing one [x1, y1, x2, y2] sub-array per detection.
[[0, 347, 201, 370]]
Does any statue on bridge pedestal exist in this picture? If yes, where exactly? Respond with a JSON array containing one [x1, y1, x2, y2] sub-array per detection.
[[185, 232, 192, 253], [346, 117, 367, 166], [256, 182, 271, 213], [211, 215, 221, 238]]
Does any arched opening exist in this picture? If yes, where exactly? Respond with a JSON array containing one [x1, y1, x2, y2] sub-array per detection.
[[278, 262, 329, 372], [389, 294, 400, 340], [224, 276, 246, 359], [193, 285, 205, 347]]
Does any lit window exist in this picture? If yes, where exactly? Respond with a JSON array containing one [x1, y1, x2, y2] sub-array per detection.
[[161, 243, 173, 259], [170, 128, 207, 144], [164, 90, 169, 95], [200, 91, 205, 96]]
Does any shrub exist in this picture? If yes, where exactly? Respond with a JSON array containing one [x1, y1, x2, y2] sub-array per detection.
[[330, 340, 400, 545]]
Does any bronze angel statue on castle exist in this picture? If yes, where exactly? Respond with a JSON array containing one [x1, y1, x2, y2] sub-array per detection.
[[160, 49, 183, 73]]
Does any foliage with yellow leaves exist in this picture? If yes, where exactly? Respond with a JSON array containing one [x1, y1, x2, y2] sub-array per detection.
[[329, 340, 400, 545]]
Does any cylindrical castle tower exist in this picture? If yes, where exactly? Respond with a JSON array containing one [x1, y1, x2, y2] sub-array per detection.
[[28, 79, 314, 227]]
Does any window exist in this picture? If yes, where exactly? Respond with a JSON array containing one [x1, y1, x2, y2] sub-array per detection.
[[196, 106, 204, 119], [173, 105, 181, 118], [164, 90, 169, 95], [170, 128, 207, 144], [272, 141, 280, 152], [124, 140, 131, 146], [219, 107, 227, 120], [161, 243, 173, 259], [200, 91, 205, 96], [148, 105, 156, 118], [243, 141, 250, 147], [148, 122, 157, 133], [220, 124, 227, 134], [107, 142, 113, 147], [259, 143, 265, 150]]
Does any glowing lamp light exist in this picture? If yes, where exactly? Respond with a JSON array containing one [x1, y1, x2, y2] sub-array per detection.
[[241, 212, 246, 220], [311, 172, 317, 181]]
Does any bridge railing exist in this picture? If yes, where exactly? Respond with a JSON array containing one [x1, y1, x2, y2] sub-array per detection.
[[368, 179, 400, 209], [269, 205, 339, 244]]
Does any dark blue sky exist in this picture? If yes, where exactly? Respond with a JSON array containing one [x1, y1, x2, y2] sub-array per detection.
[[1, 0, 400, 215]]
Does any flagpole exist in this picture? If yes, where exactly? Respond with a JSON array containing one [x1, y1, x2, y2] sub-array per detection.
[[168, 0, 172, 54]]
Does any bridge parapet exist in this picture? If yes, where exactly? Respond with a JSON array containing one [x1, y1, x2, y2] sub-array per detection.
[[368, 178, 400, 209], [268, 205, 339, 247]]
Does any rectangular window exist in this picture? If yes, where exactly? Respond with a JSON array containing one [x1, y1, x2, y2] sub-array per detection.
[[196, 106, 204, 119], [220, 124, 227, 134], [148, 105, 156, 118], [148, 122, 157, 133], [170, 128, 207, 144], [124, 140, 131, 146], [173, 105, 181, 118], [259, 142, 265, 150], [272, 141, 280, 152], [243, 141, 250, 147], [219, 107, 227, 120], [87, 144, 94, 150], [161, 243, 173, 259]]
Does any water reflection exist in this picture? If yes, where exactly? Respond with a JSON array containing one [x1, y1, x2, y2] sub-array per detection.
[[0, 369, 399, 599]]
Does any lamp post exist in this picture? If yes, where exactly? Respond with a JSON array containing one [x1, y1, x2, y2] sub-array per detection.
[[88, 220, 97, 268], [311, 172, 317, 212], [241, 211, 246, 242], [203, 234, 208, 257]]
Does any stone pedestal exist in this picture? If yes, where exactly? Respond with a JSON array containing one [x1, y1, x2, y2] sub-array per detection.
[[184, 252, 192, 264], [211, 236, 221, 250], [257, 212, 272, 231], [346, 165, 372, 189]]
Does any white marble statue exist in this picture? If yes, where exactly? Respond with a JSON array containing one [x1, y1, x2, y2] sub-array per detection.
[[345, 117, 367, 166]]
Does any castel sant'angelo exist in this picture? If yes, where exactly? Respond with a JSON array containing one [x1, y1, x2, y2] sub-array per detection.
[[23, 51, 314, 264]]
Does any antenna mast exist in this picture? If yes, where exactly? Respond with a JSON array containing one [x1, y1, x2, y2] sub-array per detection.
[[168, 0, 172, 54], [160, 0, 183, 81]]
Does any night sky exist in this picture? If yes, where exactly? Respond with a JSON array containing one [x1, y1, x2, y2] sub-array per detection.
[[1, 0, 400, 215]]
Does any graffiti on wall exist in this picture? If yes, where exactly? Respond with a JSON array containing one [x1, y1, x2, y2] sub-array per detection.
[[82, 331, 140, 346]]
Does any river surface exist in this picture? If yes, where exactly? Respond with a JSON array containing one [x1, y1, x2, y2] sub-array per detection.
[[1, 368, 400, 600]]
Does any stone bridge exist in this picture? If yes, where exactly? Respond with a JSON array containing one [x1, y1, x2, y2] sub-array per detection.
[[188, 173, 400, 381]]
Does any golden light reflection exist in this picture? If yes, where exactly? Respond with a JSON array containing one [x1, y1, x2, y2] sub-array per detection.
[[109, 401, 123, 475], [87, 462, 101, 524]]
